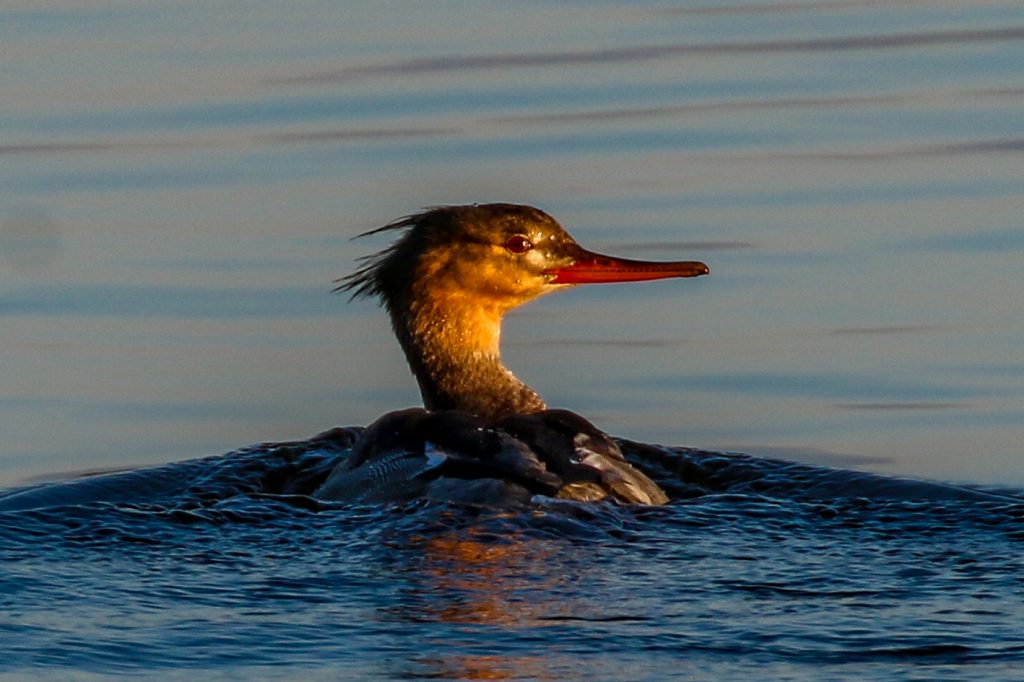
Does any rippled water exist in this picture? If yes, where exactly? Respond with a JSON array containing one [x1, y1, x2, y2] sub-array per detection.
[[2, 435, 1023, 680], [3, 1, 1024, 679]]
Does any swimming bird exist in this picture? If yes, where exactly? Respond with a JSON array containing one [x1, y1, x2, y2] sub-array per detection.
[[317, 203, 708, 506]]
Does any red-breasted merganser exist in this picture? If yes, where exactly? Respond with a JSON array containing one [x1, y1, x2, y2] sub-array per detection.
[[317, 204, 708, 506]]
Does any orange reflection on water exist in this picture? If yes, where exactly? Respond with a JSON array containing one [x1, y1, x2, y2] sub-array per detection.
[[411, 528, 562, 626], [391, 526, 577, 680]]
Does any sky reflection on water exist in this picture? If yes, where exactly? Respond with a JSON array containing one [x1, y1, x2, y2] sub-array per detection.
[[1, 1, 1022, 488]]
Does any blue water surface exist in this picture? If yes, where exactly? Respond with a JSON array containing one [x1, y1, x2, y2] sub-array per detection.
[[2, 433, 1023, 680], [2, 0, 1024, 679]]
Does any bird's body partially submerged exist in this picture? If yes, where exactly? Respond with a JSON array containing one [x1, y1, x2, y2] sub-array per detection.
[[321, 203, 708, 506], [317, 408, 670, 506]]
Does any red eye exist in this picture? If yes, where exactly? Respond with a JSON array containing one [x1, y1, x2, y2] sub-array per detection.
[[505, 235, 533, 254]]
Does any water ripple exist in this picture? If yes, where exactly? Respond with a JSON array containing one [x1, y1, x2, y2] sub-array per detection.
[[1, 436, 1022, 678], [271, 27, 1024, 84]]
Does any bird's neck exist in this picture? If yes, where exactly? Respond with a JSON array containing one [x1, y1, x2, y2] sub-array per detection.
[[386, 287, 546, 421]]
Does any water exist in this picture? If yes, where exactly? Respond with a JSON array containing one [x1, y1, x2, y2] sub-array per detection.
[[2, 436, 1023, 680], [2, 1, 1024, 678]]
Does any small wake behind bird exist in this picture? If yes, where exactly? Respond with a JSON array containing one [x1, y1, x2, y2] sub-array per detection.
[[0, 420, 1015, 515]]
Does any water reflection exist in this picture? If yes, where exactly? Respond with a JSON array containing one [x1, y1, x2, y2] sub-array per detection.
[[401, 531, 561, 626], [0, 206, 63, 274], [3, 0, 1024, 495], [411, 653, 557, 681], [383, 528, 571, 680], [270, 27, 1024, 84], [760, 137, 1024, 161], [834, 402, 969, 410], [658, 0, 938, 15], [830, 324, 950, 335], [897, 226, 1024, 252], [608, 240, 756, 253], [265, 126, 453, 144], [3, 2, 1024, 676]]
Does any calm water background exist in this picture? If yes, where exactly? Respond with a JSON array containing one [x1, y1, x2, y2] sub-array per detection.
[[2, 1, 1024, 679]]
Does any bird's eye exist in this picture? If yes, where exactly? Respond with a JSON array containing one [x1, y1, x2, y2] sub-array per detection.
[[505, 235, 533, 254]]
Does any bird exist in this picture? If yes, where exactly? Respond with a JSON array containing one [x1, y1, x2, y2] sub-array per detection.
[[316, 203, 708, 506]]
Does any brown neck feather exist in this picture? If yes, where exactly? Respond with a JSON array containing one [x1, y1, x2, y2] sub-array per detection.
[[386, 285, 546, 421]]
